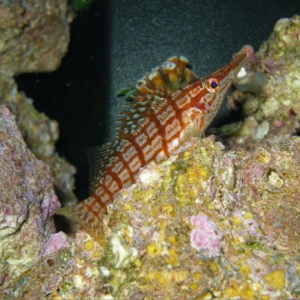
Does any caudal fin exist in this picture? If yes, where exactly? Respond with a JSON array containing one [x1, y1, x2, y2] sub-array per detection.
[[56, 196, 107, 247]]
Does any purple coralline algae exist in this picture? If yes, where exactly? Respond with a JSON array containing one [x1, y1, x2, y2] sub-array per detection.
[[0, 106, 60, 289], [190, 214, 223, 256], [41, 232, 70, 256]]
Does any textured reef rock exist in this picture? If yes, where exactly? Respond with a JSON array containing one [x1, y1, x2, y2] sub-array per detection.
[[3, 232, 104, 298], [98, 136, 300, 299], [3, 136, 299, 299], [0, 0, 71, 75], [0, 0, 78, 292], [222, 15, 300, 150], [2, 15, 300, 299], [0, 106, 60, 289], [0, 0, 77, 206]]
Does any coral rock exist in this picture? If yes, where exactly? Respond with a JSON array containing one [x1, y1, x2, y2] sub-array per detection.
[[0, 106, 60, 289], [0, 0, 77, 206], [225, 15, 300, 149], [96, 136, 300, 299], [0, 0, 72, 75], [2, 126, 300, 300], [190, 214, 223, 256]]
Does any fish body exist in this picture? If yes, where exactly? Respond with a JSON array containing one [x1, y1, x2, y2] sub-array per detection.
[[56, 53, 247, 245]]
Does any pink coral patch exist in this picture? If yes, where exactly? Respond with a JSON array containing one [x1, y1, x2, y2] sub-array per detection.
[[41, 231, 69, 256], [190, 214, 223, 257]]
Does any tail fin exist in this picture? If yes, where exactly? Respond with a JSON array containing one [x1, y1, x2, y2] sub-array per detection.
[[56, 196, 107, 247]]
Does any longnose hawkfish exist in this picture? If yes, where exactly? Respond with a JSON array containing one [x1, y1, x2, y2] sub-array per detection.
[[56, 52, 247, 246]]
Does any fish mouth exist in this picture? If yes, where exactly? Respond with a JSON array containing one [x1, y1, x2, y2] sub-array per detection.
[[229, 53, 248, 78], [203, 52, 248, 83]]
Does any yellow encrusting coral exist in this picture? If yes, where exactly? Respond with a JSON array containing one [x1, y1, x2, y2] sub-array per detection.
[[223, 280, 255, 299], [146, 242, 163, 257], [165, 248, 179, 266], [243, 212, 254, 219], [144, 269, 189, 285], [264, 269, 286, 290], [167, 234, 177, 245], [84, 240, 95, 252], [232, 215, 241, 226]]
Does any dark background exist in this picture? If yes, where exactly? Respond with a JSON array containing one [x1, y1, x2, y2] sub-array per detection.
[[16, 1, 300, 200]]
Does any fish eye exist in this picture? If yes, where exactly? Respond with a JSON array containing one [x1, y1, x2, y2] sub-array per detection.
[[205, 78, 220, 93], [211, 81, 218, 89]]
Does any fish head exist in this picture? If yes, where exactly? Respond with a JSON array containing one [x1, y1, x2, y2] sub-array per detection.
[[193, 53, 247, 130]]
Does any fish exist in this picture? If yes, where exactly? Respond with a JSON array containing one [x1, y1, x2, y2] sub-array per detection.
[[56, 52, 247, 246]]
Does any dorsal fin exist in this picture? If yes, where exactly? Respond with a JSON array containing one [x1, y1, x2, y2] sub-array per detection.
[[87, 141, 116, 194], [115, 57, 197, 140], [133, 56, 197, 102]]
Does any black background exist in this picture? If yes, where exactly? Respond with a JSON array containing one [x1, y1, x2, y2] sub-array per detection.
[[16, 1, 300, 200]]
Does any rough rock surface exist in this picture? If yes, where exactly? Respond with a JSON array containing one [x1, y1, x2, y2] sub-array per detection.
[[0, 0, 71, 75], [222, 15, 300, 149], [98, 136, 300, 299], [3, 136, 300, 299], [0, 0, 77, 206], [0, 106, 60, 289]]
